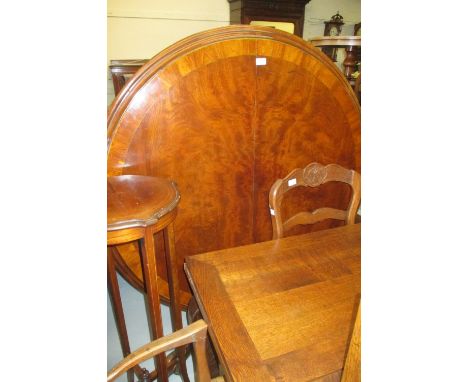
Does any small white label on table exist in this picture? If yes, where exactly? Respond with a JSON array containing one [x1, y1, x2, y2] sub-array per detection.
[[256, 57, 267, 66]]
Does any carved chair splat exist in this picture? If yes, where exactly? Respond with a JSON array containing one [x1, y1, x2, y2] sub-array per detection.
[[269, 162, 361, 239]]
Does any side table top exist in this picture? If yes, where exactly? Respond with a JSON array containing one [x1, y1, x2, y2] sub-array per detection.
[[107, 175, 180, 231]]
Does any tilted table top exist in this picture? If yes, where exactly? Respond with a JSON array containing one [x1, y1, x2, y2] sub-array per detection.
[[185, 224, 360, 382]]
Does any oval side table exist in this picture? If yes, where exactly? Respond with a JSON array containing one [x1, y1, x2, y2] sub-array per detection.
[[107, 175, 189, 382]]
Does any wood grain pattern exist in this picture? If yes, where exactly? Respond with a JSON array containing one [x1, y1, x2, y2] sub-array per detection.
[[107, 175, 179, 232], [185, 224, 361, 382], [341, 302, 361, 382], [108, 25, 361, 295]]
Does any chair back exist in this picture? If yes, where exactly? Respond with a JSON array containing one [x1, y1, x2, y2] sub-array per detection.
[[107, 320, 211, 382], [269, 162, 360, 239]]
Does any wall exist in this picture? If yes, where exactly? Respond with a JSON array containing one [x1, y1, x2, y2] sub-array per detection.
[[107, 0, 230, 61], [107, 0, 230, 103], [107, 0, 360, 61], [303, 0, 361, 39], [107, 0, 360, 104]]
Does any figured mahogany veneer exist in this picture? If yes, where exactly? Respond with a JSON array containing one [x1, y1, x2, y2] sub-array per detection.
[[107, 25, 361, 295]]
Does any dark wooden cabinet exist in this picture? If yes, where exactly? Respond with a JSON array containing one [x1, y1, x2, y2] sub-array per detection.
[[227, 0, 311, 36]]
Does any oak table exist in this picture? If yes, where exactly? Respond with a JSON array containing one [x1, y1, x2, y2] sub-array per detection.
[[107, 175, 188, 382], [185, 224, 361, 382]]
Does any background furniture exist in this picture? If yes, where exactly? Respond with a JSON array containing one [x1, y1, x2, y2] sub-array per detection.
[[309, 36, 361, 88], [107, 175, 188, 382], [269, 162, 360, 239], [227, 0, 311, 36], [108, 320, 213, 382], [109, 59, 148, 96], [185, 224, 361, 381], [322, 12, 344, 61], [107, 25, 361, 298], [354, 22, 361, 36]]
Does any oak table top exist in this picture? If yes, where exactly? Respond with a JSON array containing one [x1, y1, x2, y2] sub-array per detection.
[[185, 224, 361, 382]]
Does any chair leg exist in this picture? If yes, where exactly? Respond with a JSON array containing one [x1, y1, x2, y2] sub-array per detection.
[[164, 224, 190, 382], [187, 297, 221, 378], [107, 248, 135, 382], [140, 231, 169, 382]]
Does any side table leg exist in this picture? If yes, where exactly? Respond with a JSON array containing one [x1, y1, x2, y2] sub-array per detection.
[[141, 230, 169, 382], [107, 248, 135, 382], [164, 224, 190, 382]]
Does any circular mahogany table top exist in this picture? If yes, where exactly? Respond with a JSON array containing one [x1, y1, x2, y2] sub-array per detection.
[[107, 25, 361, 294], [107, 175, 180, 232]]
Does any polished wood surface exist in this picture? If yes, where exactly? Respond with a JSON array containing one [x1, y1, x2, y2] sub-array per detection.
[[185, 224, 361, 382], [108, 320, 211, 382], [108, 175, 192, 307], [107, 175, 189, 382], [269, 162, 361, 239], [108, 25, 361, 295], [341, 302, 361, 382], [107, 175, 179, 232]]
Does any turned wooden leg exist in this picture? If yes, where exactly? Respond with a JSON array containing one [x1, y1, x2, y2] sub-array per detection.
[[140, 230, 168, 382], [164, 224, 190, 382], [343, 46, 358, 87]]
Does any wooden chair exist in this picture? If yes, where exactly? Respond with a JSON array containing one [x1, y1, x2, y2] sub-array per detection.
[[269, 162, 361, 239], [341, 301, 361, 382], [108, 320, 224, 382]]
